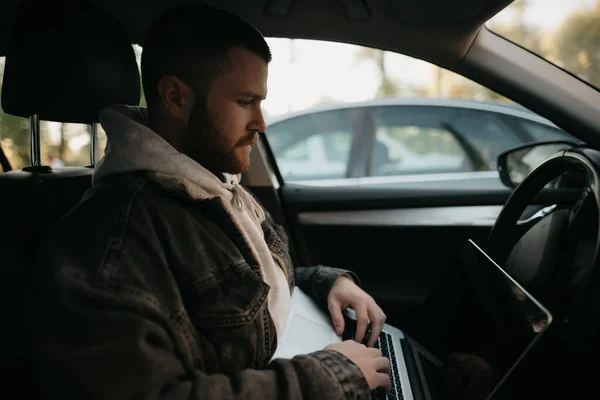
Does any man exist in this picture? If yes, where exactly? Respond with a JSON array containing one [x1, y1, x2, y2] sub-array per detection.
[[25, 4, 390, 399]]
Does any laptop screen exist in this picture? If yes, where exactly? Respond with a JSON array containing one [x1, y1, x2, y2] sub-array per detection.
[[459, 239, 552, 399]]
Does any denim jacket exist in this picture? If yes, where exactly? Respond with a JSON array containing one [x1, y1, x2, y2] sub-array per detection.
[[24, 172, 371, 399]]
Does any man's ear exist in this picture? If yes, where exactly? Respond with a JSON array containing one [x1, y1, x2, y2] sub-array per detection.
[[156, 75, 194, 121]]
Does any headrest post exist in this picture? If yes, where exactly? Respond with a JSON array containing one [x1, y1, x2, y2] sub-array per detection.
[[89, 123, 97, 166], [29, 114, 41, 167]]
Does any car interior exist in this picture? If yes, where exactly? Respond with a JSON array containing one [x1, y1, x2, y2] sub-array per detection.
[[1, 0, 600, 398]]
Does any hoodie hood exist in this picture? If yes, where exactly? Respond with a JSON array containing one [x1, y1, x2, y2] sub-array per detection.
[[94, 104, 238, 201]]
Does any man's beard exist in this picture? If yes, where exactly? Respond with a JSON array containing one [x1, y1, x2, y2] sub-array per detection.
[[183, 101, 255, 175]]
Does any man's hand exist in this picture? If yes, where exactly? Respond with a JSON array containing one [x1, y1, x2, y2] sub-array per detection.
[[325, 340, 391, 391], [327, 275, 386, 347]]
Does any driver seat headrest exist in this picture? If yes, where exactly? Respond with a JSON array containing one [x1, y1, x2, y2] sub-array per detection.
[[1, 0, 140, 124]]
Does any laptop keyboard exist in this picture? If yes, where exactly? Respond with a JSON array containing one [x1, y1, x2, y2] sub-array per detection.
[[344, 317, 403, 400]]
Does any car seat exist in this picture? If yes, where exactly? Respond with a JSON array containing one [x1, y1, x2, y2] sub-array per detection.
[[0, 0, 139, 393]]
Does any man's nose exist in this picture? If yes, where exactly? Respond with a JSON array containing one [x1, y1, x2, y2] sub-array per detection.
[[251, 108, 267, 132]]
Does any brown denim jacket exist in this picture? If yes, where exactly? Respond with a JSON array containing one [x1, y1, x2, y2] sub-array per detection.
[[24, 172, 371, 400]]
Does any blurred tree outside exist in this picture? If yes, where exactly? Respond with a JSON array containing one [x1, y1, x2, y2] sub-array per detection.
[[354, 47, 403, 98], [491, 0, 544, 55], [353, 40, 512, 102], [485, 0, 600, 94], [552, 1, 600, 88]]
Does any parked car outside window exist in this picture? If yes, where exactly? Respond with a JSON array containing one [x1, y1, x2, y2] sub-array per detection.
[[265, 98, 575, 188]]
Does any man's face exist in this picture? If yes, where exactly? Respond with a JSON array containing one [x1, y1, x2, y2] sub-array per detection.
[[183, 47, 268, 175]]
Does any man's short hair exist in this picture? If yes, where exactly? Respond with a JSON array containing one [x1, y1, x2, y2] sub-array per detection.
[[141, 4, 272, 111]]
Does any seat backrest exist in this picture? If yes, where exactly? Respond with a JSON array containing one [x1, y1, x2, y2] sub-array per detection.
[[0, 0, 140, 392]]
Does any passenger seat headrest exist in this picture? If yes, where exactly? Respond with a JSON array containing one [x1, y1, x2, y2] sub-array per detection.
[[1, 0, 140, 124]]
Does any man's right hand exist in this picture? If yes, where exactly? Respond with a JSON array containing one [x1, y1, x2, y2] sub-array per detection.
[[325, 340, 391, 391]]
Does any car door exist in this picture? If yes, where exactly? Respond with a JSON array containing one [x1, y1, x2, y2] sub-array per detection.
[[264, 107, 369, 182], [261, 111, 574, 335], [267, 148, 575, 346], [451, 107, 576, 170], [364, 105, 487, 179], [250, 39, 579, 345]]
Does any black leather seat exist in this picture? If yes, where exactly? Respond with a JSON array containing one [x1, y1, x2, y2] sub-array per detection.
[[0, 0, 139, 392]]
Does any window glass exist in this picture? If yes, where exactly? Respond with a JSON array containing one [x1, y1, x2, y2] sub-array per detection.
[[453, 109, 525, 169], [488, 0, 600, 91], [512, 118, 576, 143], [370, 106, 470, 176], [258, 38, 574, 186], [265, 109, 356, 181]]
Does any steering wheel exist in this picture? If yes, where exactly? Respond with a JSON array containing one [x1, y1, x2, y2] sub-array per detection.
[[486, 146, 600, 316]]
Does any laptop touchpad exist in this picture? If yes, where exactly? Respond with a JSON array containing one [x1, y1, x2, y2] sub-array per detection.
[[287, 315, 334, 351]]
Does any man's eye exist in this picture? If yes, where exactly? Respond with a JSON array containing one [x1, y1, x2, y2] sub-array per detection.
[[237, 99, 253, 106]]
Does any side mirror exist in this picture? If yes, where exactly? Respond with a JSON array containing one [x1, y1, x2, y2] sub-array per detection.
[[497, 141, 579, 188]]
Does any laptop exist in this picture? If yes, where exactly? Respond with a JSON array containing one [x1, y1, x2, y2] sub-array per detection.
[[271, 239, 552, 400]]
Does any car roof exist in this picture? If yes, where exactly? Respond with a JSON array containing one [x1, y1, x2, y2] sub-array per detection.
[[0, 0, 513, 68], [265, 97, 560, 128]]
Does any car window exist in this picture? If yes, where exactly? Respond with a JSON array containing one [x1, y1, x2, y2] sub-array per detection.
[[452, 109, 526, 170], [0, 101, 105, 170], [259, 39, 576, 188], [507, 117, 576, 143], [265, 109, 357, 181], [369, 106, 471, 176]]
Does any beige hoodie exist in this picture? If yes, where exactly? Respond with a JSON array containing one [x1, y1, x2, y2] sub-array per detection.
[[94, 105, 291, 338]]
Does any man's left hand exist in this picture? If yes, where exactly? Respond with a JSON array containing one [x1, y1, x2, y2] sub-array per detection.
[[327, 275, 386, 347]]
